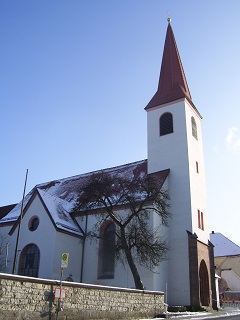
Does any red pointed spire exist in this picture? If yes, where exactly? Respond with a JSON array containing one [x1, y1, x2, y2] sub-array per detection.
[[145, 21, 194, 110]]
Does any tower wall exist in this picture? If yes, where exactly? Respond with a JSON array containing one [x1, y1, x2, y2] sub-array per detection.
[[147, 98, 209, 306]]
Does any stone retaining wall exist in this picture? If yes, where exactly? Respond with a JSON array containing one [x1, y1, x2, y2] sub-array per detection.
[[222, 301, 240, 309], [0, 273, 164, 319]]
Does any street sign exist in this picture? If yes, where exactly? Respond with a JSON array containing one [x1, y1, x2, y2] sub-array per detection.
[[61, 253, 69, 268], [55, 288, 66, 299]]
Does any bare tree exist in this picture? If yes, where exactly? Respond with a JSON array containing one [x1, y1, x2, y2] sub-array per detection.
[[73, 170, 171, 290]]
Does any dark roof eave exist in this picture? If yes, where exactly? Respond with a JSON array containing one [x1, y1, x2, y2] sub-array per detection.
[[145, 96, 202, 119], [55, 226, 84, 239], [215, 254, 240, 258]]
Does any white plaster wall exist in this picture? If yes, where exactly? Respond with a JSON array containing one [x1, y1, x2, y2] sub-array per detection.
[[79, 213, 137, 288], [222, 270, 240, 291], [78, 215, 100, 285], [14, 194, 56, 278], [151, 222, 169, 294], [147, 100, 192, 305], [2, 195, 83, 281], [215, 275, 220, 308], [185, 103, 209, 244], [146, 99, 209, 305], [152, 178, 169, 293], [79, 210, 163, 290], [51, 231, 82, 281]]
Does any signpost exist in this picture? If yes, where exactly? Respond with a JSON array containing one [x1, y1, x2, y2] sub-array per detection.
[[61, 253, 69, 268], [56, 253, 69, 320]]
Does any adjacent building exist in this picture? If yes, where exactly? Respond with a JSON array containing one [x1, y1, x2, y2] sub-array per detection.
[[210, 231, 240, 294]]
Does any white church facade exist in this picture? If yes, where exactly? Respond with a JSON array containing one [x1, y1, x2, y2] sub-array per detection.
[[0, 21, 216, 309]]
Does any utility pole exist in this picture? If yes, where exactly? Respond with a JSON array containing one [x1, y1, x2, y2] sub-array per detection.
[[12, 169, 28, 274]]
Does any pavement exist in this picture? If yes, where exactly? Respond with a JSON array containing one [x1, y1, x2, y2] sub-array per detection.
[[147, 307, 240, 319]]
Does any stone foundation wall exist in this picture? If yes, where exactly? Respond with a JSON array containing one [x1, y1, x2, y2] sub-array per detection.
[[0, 273, 164, 319]]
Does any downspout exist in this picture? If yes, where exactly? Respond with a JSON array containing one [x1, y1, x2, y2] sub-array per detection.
[[80, 214, 88, 282]]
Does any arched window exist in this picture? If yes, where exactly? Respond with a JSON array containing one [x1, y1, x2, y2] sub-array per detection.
[[191, 116, 198, 140], [160, 112, 173, 136], [199, 260, 210, 306], [98, 222, 115, 279], [18, 244, 40, 277]]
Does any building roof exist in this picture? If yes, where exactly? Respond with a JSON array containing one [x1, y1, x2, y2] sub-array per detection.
[[0, 204, 17, 219], [37, 189, 83, 236], [145, 21, 200, 116], [0, 160, 170, 236], [210, 232, 240, 257]]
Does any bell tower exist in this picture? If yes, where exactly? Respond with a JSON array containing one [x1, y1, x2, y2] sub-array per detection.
[[145, 20, 215, 308]]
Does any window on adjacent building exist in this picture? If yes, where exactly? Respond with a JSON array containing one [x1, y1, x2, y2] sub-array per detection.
[[18, 244, 40, 277], [191, 116, 198, 140], [160, 112, 173, 136], [98, 222, 115, 279], [198, 210, 204, 230]]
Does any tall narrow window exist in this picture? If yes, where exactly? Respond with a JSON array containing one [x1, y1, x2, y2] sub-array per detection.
[[18, 244, 40, 277], [198, 210, 201, 229], [191, 116, 198, 140], [201, 211, 204, 230], [198, 210, 204, 230], [98, 222, 115, 279], [196, 161, 199, 173], [160, 112, 173, 136]]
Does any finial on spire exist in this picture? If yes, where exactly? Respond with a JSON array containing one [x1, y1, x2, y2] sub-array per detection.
[[167, 11, 171, 23]]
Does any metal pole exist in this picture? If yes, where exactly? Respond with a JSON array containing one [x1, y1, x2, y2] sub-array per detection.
[[5, 242, 8, 272], [56, 267, 64, 320], [80, 214, 88, 282], [12, 169, 28, 274], [165, 281, 168, 304]]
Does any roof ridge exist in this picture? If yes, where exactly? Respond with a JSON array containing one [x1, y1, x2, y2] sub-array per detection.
[[36, 159, 148, 189]]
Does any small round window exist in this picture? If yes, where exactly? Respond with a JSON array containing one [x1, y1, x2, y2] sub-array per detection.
[[28, 216, 39, 231]]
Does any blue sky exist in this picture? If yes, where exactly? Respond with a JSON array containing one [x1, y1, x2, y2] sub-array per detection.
[[1, 1, 240, 245]]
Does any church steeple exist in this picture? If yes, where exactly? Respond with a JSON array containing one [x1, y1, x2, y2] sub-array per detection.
[[146, 19, 211, 308], [145, 20, 194, 110]]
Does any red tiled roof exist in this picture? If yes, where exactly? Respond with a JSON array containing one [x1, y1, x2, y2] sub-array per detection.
[[145, 22, 195, 110]]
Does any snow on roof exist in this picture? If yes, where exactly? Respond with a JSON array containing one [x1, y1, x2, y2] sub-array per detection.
[[36, 159, 149, 202], [0, 159, 169, 236], [37, 189, 83, 236], [0, 204, 17, 219], [0, 192, 33, 224], [210, 232, 240, 257]]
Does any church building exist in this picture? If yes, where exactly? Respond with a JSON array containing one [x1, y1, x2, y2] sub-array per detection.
[[0, 20, 216, 309]]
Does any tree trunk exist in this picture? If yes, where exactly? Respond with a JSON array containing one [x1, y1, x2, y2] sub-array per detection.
[[120, 228, 144, 290]]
